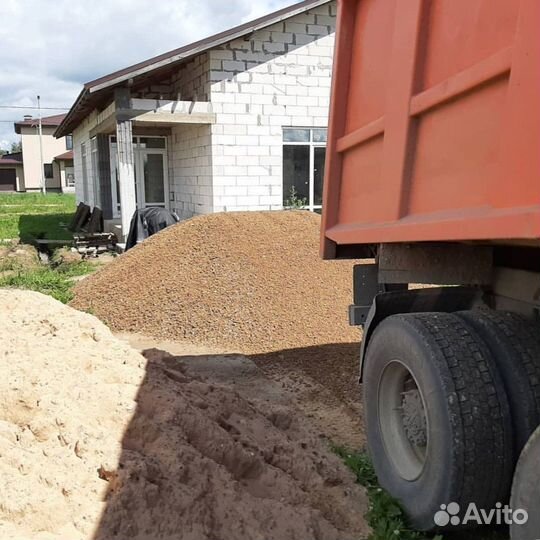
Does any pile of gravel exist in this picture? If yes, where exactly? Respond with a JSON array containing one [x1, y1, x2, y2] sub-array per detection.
[[71, 211, 358, 354]]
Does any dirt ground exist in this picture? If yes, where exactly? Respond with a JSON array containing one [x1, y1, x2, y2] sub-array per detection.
[[120, 332, 366, 450]]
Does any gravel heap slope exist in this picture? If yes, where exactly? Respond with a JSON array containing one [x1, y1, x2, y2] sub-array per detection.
[[71, 211, 358, 353], [0, 290, 368, 540]]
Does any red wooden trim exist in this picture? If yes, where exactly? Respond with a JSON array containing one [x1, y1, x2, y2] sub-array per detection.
[[336, 116, 385, 153], [410, 47, 513, 117], [378, 0, 424, 221], [320, 0, 357, 258]]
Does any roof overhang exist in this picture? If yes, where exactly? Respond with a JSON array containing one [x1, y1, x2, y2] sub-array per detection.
[[87, 98, 215, 138], [55, 0, 332, 138]]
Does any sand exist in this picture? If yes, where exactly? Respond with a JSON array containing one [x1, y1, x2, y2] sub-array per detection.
[[0, 290, 369, 540]]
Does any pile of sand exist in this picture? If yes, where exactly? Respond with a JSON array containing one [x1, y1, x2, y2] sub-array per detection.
[[71, 211, 358, 354], [0, 290, 368, 540]]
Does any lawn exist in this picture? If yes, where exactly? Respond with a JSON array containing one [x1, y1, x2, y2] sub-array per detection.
[[0, 192, 76, 242], [0, 261, 95, 303]]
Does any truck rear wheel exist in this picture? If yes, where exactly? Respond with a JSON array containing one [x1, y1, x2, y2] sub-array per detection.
[[363, 312, 513, 531], [510, 425, 540, 539], [457, 310, 540, 457]]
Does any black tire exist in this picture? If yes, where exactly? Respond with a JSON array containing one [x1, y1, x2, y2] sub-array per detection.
[[510, 425, 540, 540], [457, 310, 540, 457], [363, 312, 514, 531]]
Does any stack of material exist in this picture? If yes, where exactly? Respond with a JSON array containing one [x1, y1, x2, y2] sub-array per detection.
[[0, 290, 369, 540], [71, 211, 359, 354]]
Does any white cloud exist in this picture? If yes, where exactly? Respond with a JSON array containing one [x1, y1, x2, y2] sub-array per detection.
[[0, 0, 297, 149]]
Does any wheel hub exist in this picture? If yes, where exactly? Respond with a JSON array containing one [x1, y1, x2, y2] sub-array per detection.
[[378, 362, 429, 481], [401, 388, 428, 447]]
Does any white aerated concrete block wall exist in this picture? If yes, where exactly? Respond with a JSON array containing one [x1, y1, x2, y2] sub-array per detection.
[[72, 109, 99, 206], [169, 53, 213, 219], [209, 2, 336, 212], [169, 123, 213, 220], [167, 2, 335, 217], [172, 53, 211, 102]]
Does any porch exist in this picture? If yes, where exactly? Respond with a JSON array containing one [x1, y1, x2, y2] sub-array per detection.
[[87, 89, 215, 239]]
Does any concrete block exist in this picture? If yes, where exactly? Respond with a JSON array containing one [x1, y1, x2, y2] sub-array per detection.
[[263, 42, 287, 54], [270, 32, 293, 43], [285, 22, 307, 34], [223, 60, 247, 72], [316, 15, 336, 27], [294, 34, 316, 46]]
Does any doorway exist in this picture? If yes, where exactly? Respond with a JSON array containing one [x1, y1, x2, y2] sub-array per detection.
[[109, 136, 168, 218], [0, 169, 16, 191]]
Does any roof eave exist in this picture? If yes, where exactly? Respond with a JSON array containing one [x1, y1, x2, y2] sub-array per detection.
[[56, 0, 332, 138], [87, 0, 331, 94], [54, 88, 89, 138]]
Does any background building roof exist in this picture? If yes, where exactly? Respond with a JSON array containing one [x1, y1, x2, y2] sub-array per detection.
[[0, 152, 23, 165], [54, 150, 74, 161], [15, 113, 67, 134]]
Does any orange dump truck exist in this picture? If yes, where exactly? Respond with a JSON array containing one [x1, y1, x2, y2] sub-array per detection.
[[321, 0, 540, 536]]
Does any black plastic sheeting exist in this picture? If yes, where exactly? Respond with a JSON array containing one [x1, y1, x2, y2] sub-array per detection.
[[125, 208, 180, 251]]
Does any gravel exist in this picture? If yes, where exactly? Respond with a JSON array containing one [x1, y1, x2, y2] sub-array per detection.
[[71, 211, 359, 355]]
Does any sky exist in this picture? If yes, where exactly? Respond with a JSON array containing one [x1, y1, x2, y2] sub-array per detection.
[[0, 0, 298, 150]]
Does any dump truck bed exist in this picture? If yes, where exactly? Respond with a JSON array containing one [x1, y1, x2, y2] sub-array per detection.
[[321, 0, 540, 258]]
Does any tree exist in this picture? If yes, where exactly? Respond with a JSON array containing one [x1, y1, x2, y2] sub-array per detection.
[[10, 141, 22, 153]]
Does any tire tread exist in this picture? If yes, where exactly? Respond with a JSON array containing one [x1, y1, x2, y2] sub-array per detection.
[[396, 313, 513, 508], [458, 310, 540, 454]]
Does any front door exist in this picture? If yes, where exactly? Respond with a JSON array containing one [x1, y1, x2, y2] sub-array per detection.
[[110, 136, 168, 218], [138, 149, 167, 208]]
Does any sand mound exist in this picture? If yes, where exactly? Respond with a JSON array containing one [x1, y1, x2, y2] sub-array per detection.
[[71, 211, 358, 354], [0, 290, 368, 540]]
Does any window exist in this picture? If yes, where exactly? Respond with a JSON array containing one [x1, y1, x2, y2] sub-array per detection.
[[282, 128, 327, 212], [43, 163, 53, 179], [66, 169, 75, 187], [91, 137, 100, 207], [81, 142, 89, 202], [139, 137, 166, 149], [65, 135, 73, 150], [109, 136, 168, 218]]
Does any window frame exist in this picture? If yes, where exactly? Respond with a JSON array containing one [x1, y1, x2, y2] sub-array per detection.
[[90, 136, 100, 208], [109, 135, 169, 218], [43, 163, 54, 179], [81, 142, 89, 202], [282, 127, 327, 212]]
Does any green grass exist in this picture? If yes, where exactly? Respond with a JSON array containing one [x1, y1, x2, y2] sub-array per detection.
[[0, 257, 96, 304], [333, 447, 443, 540], [0, 192, 76, 241], [0, 267, 76, 303], [334, 448, 509, 540]]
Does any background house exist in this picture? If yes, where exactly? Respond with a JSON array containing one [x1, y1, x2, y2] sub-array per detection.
[[56, 0, 336, 238], [0, 152, 24, 191], [13, 114, 74, 193]]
